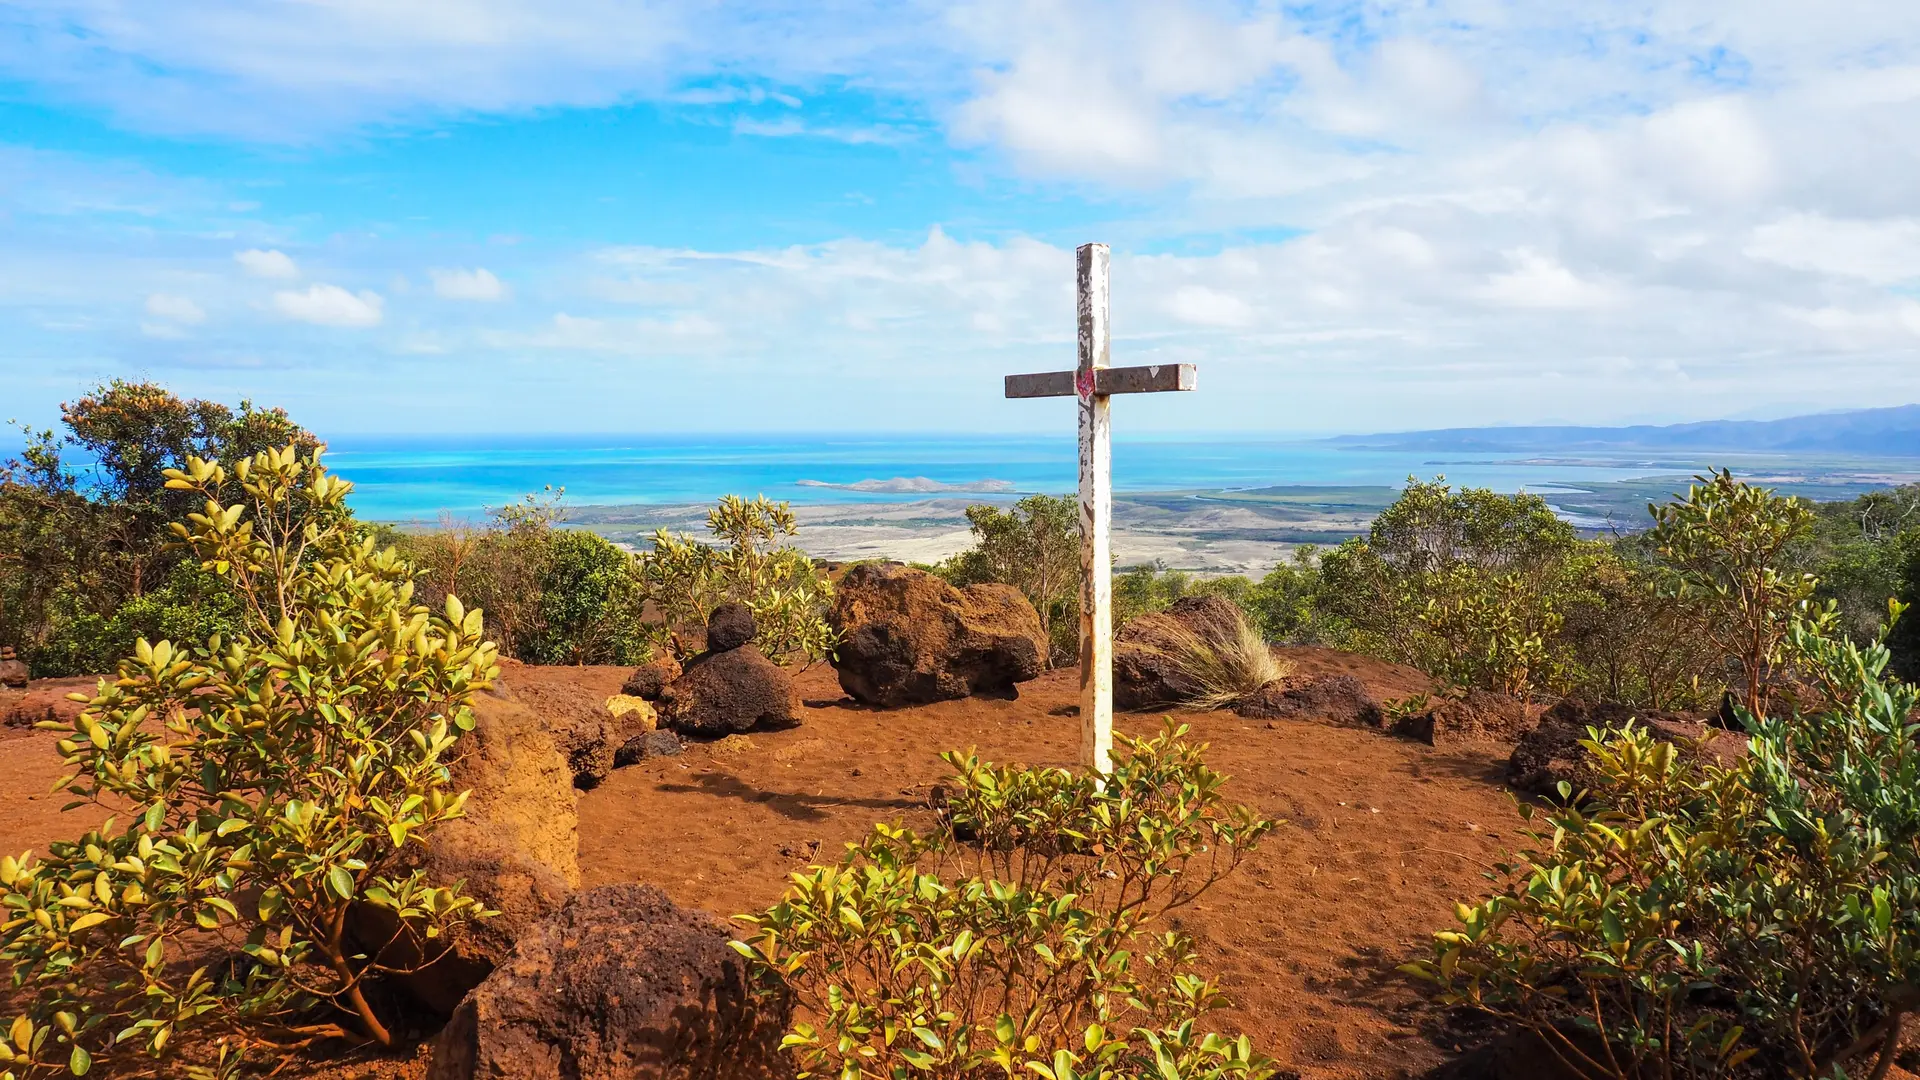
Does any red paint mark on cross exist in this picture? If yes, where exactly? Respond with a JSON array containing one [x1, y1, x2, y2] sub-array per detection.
[[1075, 368, 1096, 401]]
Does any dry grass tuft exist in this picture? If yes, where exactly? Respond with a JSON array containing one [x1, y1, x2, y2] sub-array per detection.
[[1149, 608, 1291, 709]]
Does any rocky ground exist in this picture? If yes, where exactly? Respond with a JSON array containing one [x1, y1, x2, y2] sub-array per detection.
[[3, 644, 1553, 1080]]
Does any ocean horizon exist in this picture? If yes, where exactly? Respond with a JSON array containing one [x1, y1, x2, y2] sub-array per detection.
[[310, 433, 1742, 522]]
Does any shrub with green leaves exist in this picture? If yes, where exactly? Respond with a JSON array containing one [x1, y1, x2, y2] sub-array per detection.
[[1648, 469, 1822, 716], [1, 380, 314, 678], [403, 489, 650, 666], [1407, 618, 1920, 1079], [0, 445, 497, 1078], [1316, 477, 1583, 697], [635, 494, 835, 664], [734, 722, 1278, 1080]]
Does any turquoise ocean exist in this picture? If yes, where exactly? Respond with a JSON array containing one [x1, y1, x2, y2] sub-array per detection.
[[318, 434, 1696, 521]]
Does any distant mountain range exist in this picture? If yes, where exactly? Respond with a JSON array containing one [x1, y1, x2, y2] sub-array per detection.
[[1331, 404, 1920, 457]]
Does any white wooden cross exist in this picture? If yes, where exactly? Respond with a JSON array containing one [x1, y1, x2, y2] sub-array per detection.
[[1004, 243, 1197, 773]]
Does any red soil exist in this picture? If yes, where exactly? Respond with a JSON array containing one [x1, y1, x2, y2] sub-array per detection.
[[0, 650, 1552, 1078]]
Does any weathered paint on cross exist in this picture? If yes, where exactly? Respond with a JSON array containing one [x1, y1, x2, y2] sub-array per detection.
[[1002, 243, 1197, 773]]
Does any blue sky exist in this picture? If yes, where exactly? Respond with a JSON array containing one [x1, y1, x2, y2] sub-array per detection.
[[4, 1, 1920, 437]]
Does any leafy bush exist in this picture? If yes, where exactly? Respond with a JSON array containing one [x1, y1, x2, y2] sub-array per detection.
[[0, 445, 496, 1078], [1648, 469, 1821, 716], [404, 489, 649, 666], [1242, 546, 1327, 644], [735, 723, 1278, 1080], [635, 494, 834, 663], [23, 561, 245, 681], [1558, 550, 1721, 711], [1, 381, 314, 677], [939, 494, 1081, 665], [1317, 477, 1582, 697], [1407, 620, 1920, 1079]]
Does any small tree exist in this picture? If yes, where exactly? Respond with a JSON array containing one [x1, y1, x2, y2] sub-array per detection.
[[940, 494, 1080, 663], [1647, 469, 1819, 716], [634, 494, 835, 663], [736, 723, 1277, 1080], [0, 445, 495, 1077]]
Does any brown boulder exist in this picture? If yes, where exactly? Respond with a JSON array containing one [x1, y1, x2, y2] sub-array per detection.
[[1114, 596, 1246, 711], [1391, 688, 1536, 746], [360, 675, 583, 1014], [428, 883, 790, 1080], [660, 647, 797, 737], [1236, 674, 1382, 727], [621, 656, 683, 701], [1508, 699, 1746, 800], [828, 562, 1046, 707], [705, 603, 756, 654], [0, 647, 27, 689], [501, 662, 655, 788]]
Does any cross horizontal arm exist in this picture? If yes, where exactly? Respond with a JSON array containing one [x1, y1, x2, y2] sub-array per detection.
[[1004, 363, 1197, 399]]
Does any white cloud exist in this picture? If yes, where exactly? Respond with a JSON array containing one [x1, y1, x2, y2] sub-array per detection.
[[273, 283, 384, 327], [144, 292, 205, 324], [235, 248, 299, 279], [430, 267, 509, 301]]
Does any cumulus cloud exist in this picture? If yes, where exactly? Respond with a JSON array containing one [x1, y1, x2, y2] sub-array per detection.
[[235, 248, 299, 279], [430, 267, 509, 301], [273, 284, 384, 327]]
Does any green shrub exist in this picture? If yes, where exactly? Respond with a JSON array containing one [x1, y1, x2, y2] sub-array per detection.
[[0, 445, 496, 1078], [636, 494, 835, 664], [1648, 469, 1822, 716], [1407, 619, 1920, 1079], [1317, 477, 1582, 697], [1242, 546, 1326, 644], [403, 490, 649, 666], [735, 723, 1278, 1080], [1, 381, 315, 678], [25, 562, 245, 680], [1558, 550, 1722, 712]]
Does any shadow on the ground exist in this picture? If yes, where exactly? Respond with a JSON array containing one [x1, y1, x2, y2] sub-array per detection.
[[655, 770, 922, 823]]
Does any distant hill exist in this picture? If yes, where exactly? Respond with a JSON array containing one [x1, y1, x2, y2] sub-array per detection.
[[1330, 404, 1920, 456]]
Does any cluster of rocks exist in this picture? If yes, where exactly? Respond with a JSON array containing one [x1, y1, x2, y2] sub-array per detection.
[[377, 651, 792, 1079], [1507, 698, 1747, 800]]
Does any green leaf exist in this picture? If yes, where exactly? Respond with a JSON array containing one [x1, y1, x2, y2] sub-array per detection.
[[69, 1045, 91, 1075], [327, 866, 355, 900]]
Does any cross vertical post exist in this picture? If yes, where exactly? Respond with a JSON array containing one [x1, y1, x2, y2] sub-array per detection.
[[1075, 243, 1115, 774], [1003, 243, 1197, 774]]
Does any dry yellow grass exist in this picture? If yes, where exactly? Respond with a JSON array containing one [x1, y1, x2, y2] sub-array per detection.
[[1147, 607, 1291, 709]]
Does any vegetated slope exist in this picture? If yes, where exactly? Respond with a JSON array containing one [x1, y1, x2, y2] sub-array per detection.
[[1331, 402, 1920, 455]]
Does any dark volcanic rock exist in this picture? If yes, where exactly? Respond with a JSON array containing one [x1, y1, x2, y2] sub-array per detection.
[[1508, 699, 1744, 800], [1114, 596, 1246, 711], [660, 646, 797, 736], [616, 729, 684, 765], [1235, 674, 1382, 727], [621, 656, 683, 702], [1391, 689, 1535, 746], [428, 883, 790, 1080], [828, 562, 1047, 708], [704, 603, 756, 654]]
